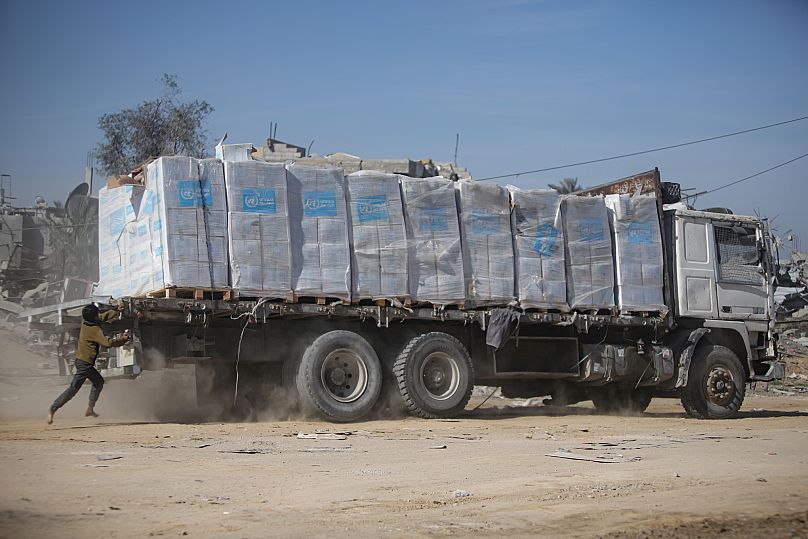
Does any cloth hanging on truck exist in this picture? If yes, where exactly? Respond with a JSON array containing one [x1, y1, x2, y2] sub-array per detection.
[[486, 306, 522, 351]]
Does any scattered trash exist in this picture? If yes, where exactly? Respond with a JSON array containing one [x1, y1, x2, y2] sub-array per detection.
[[96, 455, 123, 461], [108, 506, 121, 511], [297, 432, 347, 441], [453, 490, 472, 498], [217, 448, 272, 454], [200, 496, 230, 504], [546, 450, 641, 463], [353, 469, 389, 476], [756, 477, 768, 482], [300, 445, 353, 453], [430, 444, 447, 450]]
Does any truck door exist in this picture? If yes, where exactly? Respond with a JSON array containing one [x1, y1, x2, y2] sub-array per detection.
[[713, 223, 768, 320], [674, 215, 718, 318]]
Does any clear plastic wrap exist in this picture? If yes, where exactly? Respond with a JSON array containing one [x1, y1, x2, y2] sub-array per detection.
[[400, 177, 465, 306], [456, 181, 515, 305], [346, 171, 409, 301], [225, 160, 292, 298], [562, 195, 615, 310], [149, 157, 229, 290], [286, 163, 351, 300], [508, 187, 568, 310], [96, 157, 229, 298], [605, 193, 666, 312]]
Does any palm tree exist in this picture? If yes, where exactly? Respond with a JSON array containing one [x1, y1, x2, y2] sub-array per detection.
[[548, 177, 582, 194]]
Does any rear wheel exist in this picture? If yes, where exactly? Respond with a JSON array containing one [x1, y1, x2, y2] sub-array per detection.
[[681, 345, 746, 419], [296, 331, 382, 422], [393, 332, 474, 419]]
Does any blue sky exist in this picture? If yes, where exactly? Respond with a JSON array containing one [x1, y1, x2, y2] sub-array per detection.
[[1, 0, 806, 250]]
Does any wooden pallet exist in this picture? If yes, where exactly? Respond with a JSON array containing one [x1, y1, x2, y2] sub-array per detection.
[[228, 291, 294, 303], [145, 288, 233, 301], [620, 310, 662, 318], [286, 295, 349, 306]]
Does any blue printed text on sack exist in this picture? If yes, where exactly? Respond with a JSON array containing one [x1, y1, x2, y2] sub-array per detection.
[[177, 180, 213, 208], [356, 195, 388, 222], [471, 211, 501, 235], [418, 207, 449, 232], [243, 188, 277, 213], [578, 219, 604, 242], [533, 223, 559, 255], [627, 222, 653, 244], [303, 191, 338, 217]]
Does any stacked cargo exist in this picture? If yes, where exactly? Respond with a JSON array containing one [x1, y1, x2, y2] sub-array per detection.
[[225, 161, 292, 299], [509, 187, 568, 310], [149, 157, 229, 290], [456, 181, 515, 305], [286, 164, 351, 301], [562, 196, 615, 310], [345, 171, 409, 302], [97, 184, 143, 298], [97, 156, 229, 298], [400, 177, 465, 306], [605, 194, 666, 312]]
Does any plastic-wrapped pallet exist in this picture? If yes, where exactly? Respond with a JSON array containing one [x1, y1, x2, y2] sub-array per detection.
[[605, 193, 665, 312], [97, 184, 142, 298], [509, 187, 568, 310], [561, 195, 615, 310], [456, 180, 515, 305], [97, 156, 229, 298], [286, 163, 351, 301], [225, 160, 292, 299], [400, 177, 465, 306], [147, 157, 229, 290], [346, 171, 409, 301]]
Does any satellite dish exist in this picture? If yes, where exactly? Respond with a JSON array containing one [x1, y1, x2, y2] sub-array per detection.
[[64, 182, 96, 223]]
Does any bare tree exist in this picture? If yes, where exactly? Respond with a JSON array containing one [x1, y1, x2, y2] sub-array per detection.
[[548, 177, 583, 194], [96, 74, 214, 176]]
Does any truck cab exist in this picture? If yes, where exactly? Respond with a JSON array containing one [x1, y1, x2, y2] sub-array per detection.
[[664, 207, 780, 418]]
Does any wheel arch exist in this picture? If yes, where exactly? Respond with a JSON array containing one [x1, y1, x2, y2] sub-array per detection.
[[701, 321, 752, 378]]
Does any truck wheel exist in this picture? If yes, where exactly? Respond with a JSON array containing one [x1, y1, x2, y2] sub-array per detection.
[[681, 345, 746, 419], [296, 331, 382, 422], [591, 387, 653, 414], [393, 332, 474, 419]]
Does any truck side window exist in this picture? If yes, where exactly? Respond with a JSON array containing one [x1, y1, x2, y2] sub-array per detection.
[[713, 225, 762, 285]]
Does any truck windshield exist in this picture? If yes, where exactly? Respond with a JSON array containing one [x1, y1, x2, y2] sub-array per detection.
[[713, 225, 763, 285]]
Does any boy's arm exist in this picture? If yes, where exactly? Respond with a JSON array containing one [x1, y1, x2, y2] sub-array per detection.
[[98, 310, 120, 323], [88, 326, 129, 348]]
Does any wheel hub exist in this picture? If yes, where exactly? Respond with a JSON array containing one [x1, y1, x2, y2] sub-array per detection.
[[320, 349, 369, 404], [419, 352, 461, 401], [706, 365, 734, 406]]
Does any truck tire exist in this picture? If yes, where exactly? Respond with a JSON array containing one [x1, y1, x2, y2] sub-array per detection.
[[393, 332, 474, 419], [590, 387, 653, 414], [680, 345, 746, 419], [296, 330, 382, 422]]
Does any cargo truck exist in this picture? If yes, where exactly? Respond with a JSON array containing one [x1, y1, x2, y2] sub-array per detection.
[[21, 169, 782, 421]]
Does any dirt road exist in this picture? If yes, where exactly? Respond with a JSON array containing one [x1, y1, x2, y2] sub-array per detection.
[[1, 330, 807, 538]]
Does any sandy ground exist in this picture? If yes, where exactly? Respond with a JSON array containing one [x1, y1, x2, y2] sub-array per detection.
[[1, 329, 807, 539]]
